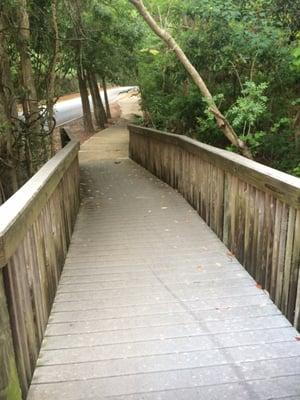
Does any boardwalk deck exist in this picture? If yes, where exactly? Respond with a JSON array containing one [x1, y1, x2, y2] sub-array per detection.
[[27, 126, 300, 400]]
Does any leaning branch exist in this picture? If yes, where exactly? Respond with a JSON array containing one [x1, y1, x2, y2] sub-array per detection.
[[129, 0, 253, 159]]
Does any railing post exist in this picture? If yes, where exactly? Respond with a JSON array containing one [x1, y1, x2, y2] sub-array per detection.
[[0, 273, 22, 400], [60, 127, 70, 148]]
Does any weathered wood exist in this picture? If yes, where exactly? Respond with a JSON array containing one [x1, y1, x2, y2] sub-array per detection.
[[27, 127, 300, 400], [0, 274, 22, 400], [129, 125, 300, 208], [0, 129, 80, 399], [0, 138, 79, 268], [281, 208, 296, 314], [129, 124, 300, 330], [288, 210, 300, 323]]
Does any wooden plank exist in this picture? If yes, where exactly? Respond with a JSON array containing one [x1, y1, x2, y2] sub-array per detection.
[[288, 210, 300, 325], [264, 194, 276, 294], [31, 221, 48, 332], [215, 168, 225, 239], [0, 139, 79, 268], [275, 204, 289, 306], [0, 272, 22, 400], [229, 175, 239, 256], [25, 228, 45, 344], [295, 267, 300, 331], [235, 179, 246, 264], [270, 200, 283, 300], [3, 256, 31, 394], [259, 192, 269, 288], [255, 190, 266, 286], [281, 208, 296, 314], [129, 125, 300, 208], [222, 173, 230, 247]]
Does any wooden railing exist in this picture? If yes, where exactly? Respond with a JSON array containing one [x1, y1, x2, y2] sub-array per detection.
[[0, 129, 80, 399], [129, 124, 300, 331]]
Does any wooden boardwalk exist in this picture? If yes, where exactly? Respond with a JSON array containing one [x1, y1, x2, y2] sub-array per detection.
[[27, 126, 300, 400]]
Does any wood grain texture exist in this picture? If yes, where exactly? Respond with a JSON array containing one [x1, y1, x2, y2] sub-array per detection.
[[0, 274, 22, 400], [0, 132, 79, 268], [0, 129, 80, 399], [129, 125, 300, 207], [27, 126, 300, 400], [129, 125, 300, 330]]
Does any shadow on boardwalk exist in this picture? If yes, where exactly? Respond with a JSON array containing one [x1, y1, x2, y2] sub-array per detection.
[[27, 126, 300, 400]]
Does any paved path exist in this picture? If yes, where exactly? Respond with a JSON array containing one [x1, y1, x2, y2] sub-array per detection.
[[27, 127, 300, 399], [55, 86, 135, 125]]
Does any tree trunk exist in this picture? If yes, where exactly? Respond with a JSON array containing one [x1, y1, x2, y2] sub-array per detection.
[[129, 0, 253, 159], [17, 0, 40, 131], [293, 109, 300, 152], [87, 71, 106, 129], [71, 0, 94, 134], [77, 67, 94, 134], [91, 72, 107, 125], [102, 77, 111, 120], [0, 106, 19, 197], [0, 14, 19, 197], [48, 0, 60, 155], [17, 0, 42, 173]]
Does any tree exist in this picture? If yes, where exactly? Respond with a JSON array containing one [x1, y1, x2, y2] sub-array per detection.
[[0, 13, 19, 199], [132, 0, 300, 175], [47, 0, 60, 154], [87, 71, 107, 128], [102, 76, 111, 120], [69, 0, 95, 134], [0, 0, 64, 198], [129, 0, 253, 159], [17, 0, 42, 176]]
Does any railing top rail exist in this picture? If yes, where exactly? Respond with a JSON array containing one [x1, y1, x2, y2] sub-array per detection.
[[0, 129, 80, 268], [129, 124, 300, 208]]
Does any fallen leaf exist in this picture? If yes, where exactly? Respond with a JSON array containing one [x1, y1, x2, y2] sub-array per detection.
[[256, 283, 262, 290], [197, 266, 203, 272], [227, 251, 235, 257]]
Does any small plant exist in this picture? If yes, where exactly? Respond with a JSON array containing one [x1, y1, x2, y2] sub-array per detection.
[[292, 164, 300, 178], [291, 39, 300, 71], [227, 81, 269, 135]]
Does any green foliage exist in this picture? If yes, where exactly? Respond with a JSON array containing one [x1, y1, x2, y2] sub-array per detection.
[[136, 0, 300, 176], [77, 0, 143, 84], [292, 164, 300, 177], [291, 39, 300, 71], [226, 132, 266, 156], [227, 81, 268, 134]]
